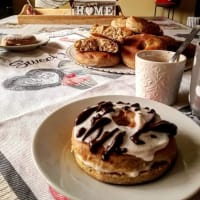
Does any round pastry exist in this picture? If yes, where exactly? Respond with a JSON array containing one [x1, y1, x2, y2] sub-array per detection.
[[74, 37, 119, 53], [74, 49, 120, 67], [121, 34, 166, 68], [1, 34, 37, 46], [111, 16, 163, 36], [126, 16, 163, 36], [90, 24, 134, 44], [71, 101, 178, 185], [111, 16, 127, 28], [73, 37, 120, 67]]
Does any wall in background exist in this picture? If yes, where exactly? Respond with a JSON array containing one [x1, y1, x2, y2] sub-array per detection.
[[12, 0, 27, 14], [12, 0, 196, 25], [118, 0, 196, 25]]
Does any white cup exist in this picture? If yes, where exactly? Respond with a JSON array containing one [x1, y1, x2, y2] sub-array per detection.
[[135, 50, 186, 105]]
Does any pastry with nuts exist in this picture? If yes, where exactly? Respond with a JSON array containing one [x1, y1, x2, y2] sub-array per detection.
[[73, 37, 120, 67], [90, 24, 134, 44]]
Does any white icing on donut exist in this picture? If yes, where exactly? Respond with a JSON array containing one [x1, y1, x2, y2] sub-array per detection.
[[73, 102, 170, 161]]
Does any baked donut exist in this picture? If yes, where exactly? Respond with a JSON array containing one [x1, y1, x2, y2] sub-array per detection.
[[111, 16, 163, 36], [74, 37, 120, 67], [121, 34, 167, 68], [1, 34, 37, 46], [71, 101, 177, 185]]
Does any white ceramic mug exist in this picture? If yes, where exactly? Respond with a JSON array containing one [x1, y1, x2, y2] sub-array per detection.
[[189, 43, 200, 117], [135, 50, 186, 105]]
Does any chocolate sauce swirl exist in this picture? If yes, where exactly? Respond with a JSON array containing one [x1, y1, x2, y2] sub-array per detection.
[[75, 101, 177, 161], [97, 101, 115, 114], [76, 106, 97, 125], [130, 120, 177, 145], [102, 131, 126, 161], [82, 117, 111, 141], [89, 128, 119, 153]]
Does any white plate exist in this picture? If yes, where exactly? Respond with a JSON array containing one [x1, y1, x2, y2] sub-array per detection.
[[66, 46, 192, 75], [33, 95, 200, 200], [0, 35, 49, 51], [66, 45, 135, 75]]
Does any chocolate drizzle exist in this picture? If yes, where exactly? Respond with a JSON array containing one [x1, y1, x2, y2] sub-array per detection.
[[77, 127, 86, 137], [76, 106, 97, 125], [130, 110, 156, 145], [130, 120, 177, 145], [89, 128, 119, 153], [82, 117, 111, 141], [102, 131, 126, 161], [75, 101, 177, 161], [131, 103, 141, 111]]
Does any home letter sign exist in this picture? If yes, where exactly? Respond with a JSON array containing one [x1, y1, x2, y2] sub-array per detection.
[[73, 1, 116, 16]]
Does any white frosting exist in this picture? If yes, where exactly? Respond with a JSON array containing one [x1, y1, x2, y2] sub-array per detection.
[[73, 102, 169, 161]]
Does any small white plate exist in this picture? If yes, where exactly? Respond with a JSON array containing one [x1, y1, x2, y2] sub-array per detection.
[[33, 95, 200, 200], [0, 35, 49, 51], [66, 45, 135, 75]]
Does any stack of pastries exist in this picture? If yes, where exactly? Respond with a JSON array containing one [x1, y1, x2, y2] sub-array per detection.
[[71, 101, 178, 184], [73, 16, 195, 69]]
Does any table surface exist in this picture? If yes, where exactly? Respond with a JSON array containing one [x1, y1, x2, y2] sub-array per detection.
[[0, 15, 199, 200]]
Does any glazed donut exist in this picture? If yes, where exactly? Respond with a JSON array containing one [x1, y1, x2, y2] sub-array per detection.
[[1, 34, 37, 46], [71, 101, 177, 185], [121, 34, 167, 68]]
